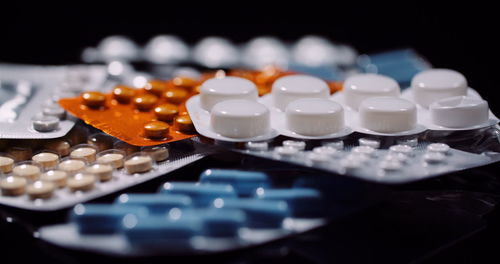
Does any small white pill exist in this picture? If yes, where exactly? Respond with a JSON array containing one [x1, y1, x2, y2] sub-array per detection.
[[358, 138, 380, 149], [32, 115, 59, 132], [322, 141, 344, 150], [274, 146, 299, 157], [246, 142, 269, 152], [426, 143, 450, 154], [282, 140, 306, 151], [389, 145, 414, 156], [351, 146, 376, 156], [423, 152, 446, 163]]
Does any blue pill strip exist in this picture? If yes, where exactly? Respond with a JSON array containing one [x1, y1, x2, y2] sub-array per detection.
[[114, 193, 192, 214], [199, 169, 271, 197], [255, 188, 324, 218], [214, 198, 289, 228], [160, 182, 237, 206]]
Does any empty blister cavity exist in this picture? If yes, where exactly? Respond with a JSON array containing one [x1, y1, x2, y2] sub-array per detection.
[[272, 75, 329, 111], [343, 73, 400, 110], [429, 96, 489, 128], [411, 69, 467, 108], [359, 97, 417, 133], [210, 100, 270, 138], [200, 77, 258, 111], [285, 98, 344, 136]]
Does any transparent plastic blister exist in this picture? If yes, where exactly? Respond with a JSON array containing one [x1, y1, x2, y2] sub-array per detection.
[[0, 64, 107, 139]]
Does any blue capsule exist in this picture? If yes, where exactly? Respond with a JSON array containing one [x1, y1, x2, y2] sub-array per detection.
[[255, 188, 324, 218], [160, 182, 237, 206], [114, 193, 192, 214], [213, 198, 289, 228], [199, 169, 271, 197], [71, 204, 148, 234], [182, 208, 246, 237]]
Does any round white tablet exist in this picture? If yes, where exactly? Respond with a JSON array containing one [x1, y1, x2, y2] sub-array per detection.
[[199, 77, 258, 111], [343, 74, 400, 110], [210, 99, 270, 138], [359, 97, 417, 133], [411, 69, 467, 108], [429, 96, 489, 128], [285, 98, 344, 136], [272, 75, 329, 111]]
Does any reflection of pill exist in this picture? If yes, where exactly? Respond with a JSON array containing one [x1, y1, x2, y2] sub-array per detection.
[[86, 164, 113, 182], [13, 164, 41, 180], [27, 180, 56, 199], [0, 156, 14, 173], [154, 104, 178, 122], [0, 176, 27, 196], [174, 115, 195, 133], [40, 170, 68, 188], [343, 74, 400, 110], [142, 146, 169, 162], [412, 69, 467, 108], [44, 140, 71, 156], [112, 85, 136, 103], [125, 155, 153, 174], [144, 121, 170, 139], [32, 152, 59, 169], [200, 77, 258, 111], [71, 147, 97, 162], [7, 147, 33, 162], [144, 80, 167, 96], [211, 99, 270, 138], [359, 97, 417, 133], [97, 153, 124, 168], [58, 159, 86, 174], [164, 88, 188, 104], [272, 75, 330, 111], [81, 91, 106, 108], [133, 94, 158, 111], [68, 173, 96, 192]]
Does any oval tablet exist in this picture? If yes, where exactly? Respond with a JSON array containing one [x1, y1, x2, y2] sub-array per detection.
[[272, 75, 329, 111]]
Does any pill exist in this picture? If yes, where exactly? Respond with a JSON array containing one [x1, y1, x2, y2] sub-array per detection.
[[161, 182, 237, 206], [313, 146, 341, 157], [154, 104, 178, 122], [423, 152, 446, 163], [172, 76, 198, 89], [213, 198, 289, 228], [113, 141, 140, 156], [343, 74, 400, 110], [112, 85, 136, 103], [397, 138, 418, 147], [96, 150, 125, 168], [65, 125, 89, 146], [359, 97, 417, 133], [43, 140, 71, 157], [71, 204, 148, 234], [274, 146, 299, 157], [40, 170, 68, 188], [13, 163, 41, 180], [322, 140, 344, 150], [133, 94, 158, 111], [141, 145, 169, 162], [245, 141, 269, 152], [115, 193, 192, 214], [426, 143, 450, 154], [7, 146, 33, 162], [87, 133, 115, 152], [430, 96, 489, 128], [358, 138, 380, 149], [67, 173, 96, 192], [164, 88, 189, 104], [199, 169, 271, 196], [411, 69, 467, 108], [32, 152, 59, 169], [0, 156, 14, 173], [199, 77, 258, 111], [143, 121, 170, 139], [42, 106, 66, 119], [27, 180, 56, 199], [282, 140, 306, 151], [285, 98, 344, 136], [86, 163, 114, 182], [389, 144, 413, 155], [144, 80, 167, 96], [256, 188, 324, 217], [124, 154, 153, 174], [174, 115, 195, 134], [351, 146, 376, 156], [32, 115, 59, 132], [211, 99, 270, 138], [0, 176, 27, 196], [272, 75, 329, 111], [70, 145, 97, 162], [81, 91, 106, 108], [58, 159, 86, 174]]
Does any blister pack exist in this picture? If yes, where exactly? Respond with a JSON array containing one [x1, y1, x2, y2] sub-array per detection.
[[0, 64, 107, 139]]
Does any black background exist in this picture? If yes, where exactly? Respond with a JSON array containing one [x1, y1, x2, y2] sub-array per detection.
[[2, 3, 500, 263]]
